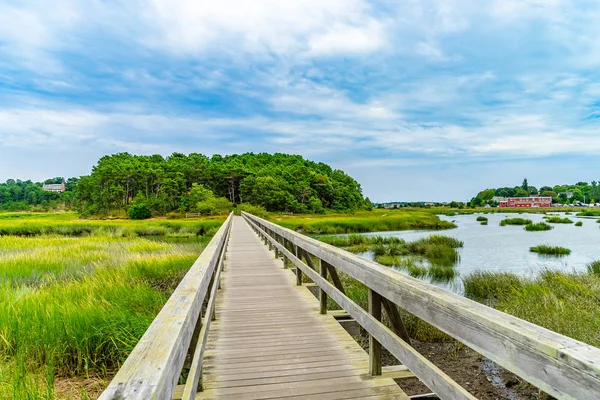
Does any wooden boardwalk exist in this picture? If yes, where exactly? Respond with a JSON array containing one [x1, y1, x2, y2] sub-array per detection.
[[195, 216, 409, 399]]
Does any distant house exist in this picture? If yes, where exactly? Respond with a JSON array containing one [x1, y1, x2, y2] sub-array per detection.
[[565, 191, 574, 199], [42, 183, 65, 193], [491, 196, 506, 203], [499, 196, 552, 208]]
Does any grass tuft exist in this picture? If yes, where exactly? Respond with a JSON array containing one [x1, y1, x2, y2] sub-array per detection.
[[499, 217, 532, 226], [530, 245, 571, 256], [524, 222, 553, 231], [545, 216, 573, 224]]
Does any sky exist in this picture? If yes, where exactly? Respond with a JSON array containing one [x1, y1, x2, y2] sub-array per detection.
[[1, 0, 600, 202]]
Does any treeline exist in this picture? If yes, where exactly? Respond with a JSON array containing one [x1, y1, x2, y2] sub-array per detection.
[[76, 152, 371, 216], [471, 179, 600, 207], [0, 178, 77, 211]]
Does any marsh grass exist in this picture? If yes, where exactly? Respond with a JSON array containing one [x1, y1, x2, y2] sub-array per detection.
[[524, 222, 553, 231], [0, 214, 216, 399], [322, 233, 462, 285], [476, 216, 488, 222], [530, 245, 571, 256], [575, 221, 583, 227], [588, 261, 600, 275], [545, 216, 573, 224], [0, 213, 224, 238], [577, 210, 600, 217], [499, 217, 532, 226], [463, 271, 523, 303], [464, 268, 600, 347], [275, 210, 456, 234], [480, 221, 488, 225]]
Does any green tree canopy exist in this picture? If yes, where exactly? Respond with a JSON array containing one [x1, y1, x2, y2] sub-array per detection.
[[75, 152, 369, 215]]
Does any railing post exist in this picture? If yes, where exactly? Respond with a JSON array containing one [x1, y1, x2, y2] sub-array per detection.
[[283, 238, 291, 269], [369, 289, 382, 376], [320, 260, 328, 314], [295, 245, 303, 286]]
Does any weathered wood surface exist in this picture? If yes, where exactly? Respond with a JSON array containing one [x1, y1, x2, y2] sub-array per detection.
[[245, 216, 475, 400], [195, 216, 408, 399], [99, 213, 233, 400], [243, 212, 600, 400]]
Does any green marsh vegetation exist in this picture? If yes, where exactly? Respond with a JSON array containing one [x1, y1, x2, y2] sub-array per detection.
[[544, 216, 573, 224], [575, 221, 583, 227], [463, 264, 600, 347], [316, 233, 464, 343], [274, 209, 456, 234], [317, 233, 463, 282], [476, 216, 488, 222], [499, 217, 532, 226], [530, 245, 571, 256], [0, 213, 219, 398], [588, 261, 600, 275], [577, 210, 600, 217], [524, 222, 553, 231]]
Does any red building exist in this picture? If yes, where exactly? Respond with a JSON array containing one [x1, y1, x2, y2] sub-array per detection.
[[499, 197, 552, 208]]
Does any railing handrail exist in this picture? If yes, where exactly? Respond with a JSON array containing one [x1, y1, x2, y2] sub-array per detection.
[[100, 213, 233, 400], [242, 211, 600, 400]]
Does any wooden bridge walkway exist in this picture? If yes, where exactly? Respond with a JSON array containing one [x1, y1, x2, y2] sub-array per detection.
[[195, 216, 409, 399], [101, 212, 600, 400]]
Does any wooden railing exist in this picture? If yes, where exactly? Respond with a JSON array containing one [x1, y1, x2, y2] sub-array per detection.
[[99, 213, 233, 400], [242, 212, 600, 400]]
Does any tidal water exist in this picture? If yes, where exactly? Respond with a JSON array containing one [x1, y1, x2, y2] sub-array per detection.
[[357, 212, 600, 291]]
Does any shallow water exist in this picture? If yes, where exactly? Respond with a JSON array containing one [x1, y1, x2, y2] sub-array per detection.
[[357, 212, 600, 291]]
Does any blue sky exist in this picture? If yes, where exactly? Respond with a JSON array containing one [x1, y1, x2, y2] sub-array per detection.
[[1, 0, 600, 201]]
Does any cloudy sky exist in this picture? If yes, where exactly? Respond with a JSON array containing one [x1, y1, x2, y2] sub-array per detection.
[[1, 0, 600, 201]]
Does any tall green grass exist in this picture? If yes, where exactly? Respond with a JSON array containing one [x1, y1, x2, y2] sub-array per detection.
[[0, 213, 224, 238], [0, 215, 216, 398], [463, 267, 600, 347], [274, 210, 456, 234], [588, 261, 600, 275]]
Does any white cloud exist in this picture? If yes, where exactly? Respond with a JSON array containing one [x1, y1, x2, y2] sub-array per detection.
[[145, 0, 382, 57], [308, 20, 385, 56]]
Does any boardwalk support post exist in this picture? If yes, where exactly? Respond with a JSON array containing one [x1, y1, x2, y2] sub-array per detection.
[[295, 245, 303, 286], [369, 288, 382, 376], [320, 260, 329, 314]]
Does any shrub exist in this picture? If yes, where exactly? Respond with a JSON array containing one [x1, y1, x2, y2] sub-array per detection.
[[236, 203, 269, 219], [195, 197, 232, 216], [524, 222, 553, 231], [128, 203, 151, 220], [575, 221, 583, 227], [476, 216, 488, 222], [530, 245, 571, 256]]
